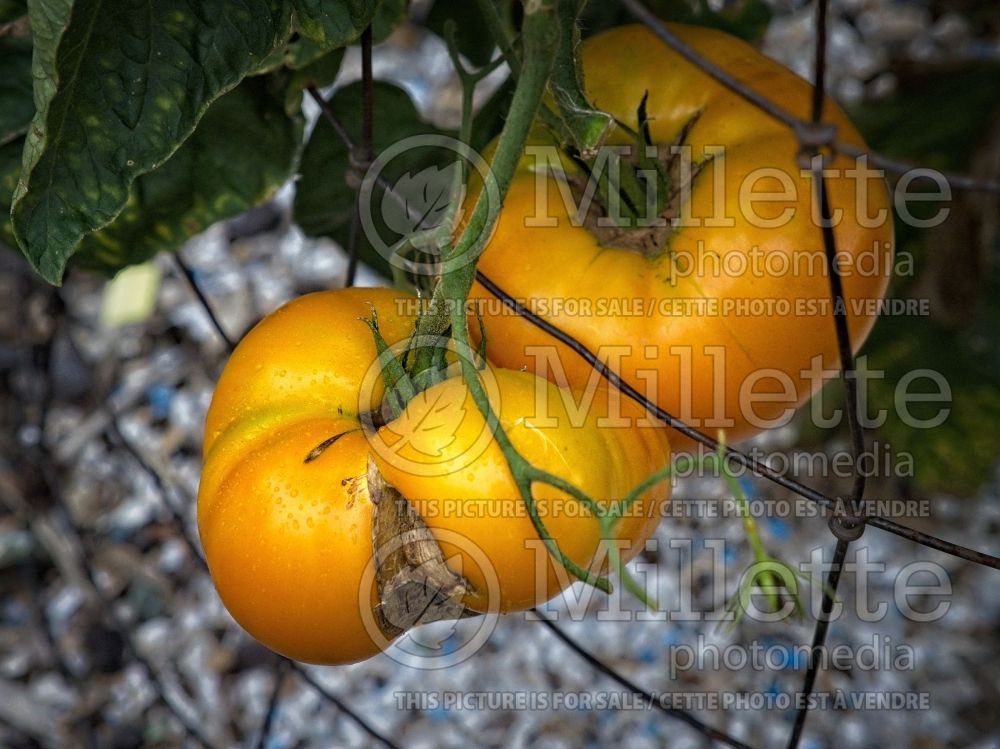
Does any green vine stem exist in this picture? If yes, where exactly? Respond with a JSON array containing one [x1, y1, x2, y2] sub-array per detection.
[[443, 22, 507, 147], [601, 454, 705, 609], [475, 0, 652, 227], [409, 2, 555, 371], [714, 433, 811, 631], [362, 307, 415, 420], [473, 0, 580, 146], [474, 0, 522, 78]]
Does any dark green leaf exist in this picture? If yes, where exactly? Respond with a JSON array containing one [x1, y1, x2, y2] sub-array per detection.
[[272, 0, 406, 88], [251, 29, 339, 78], [294, 81, 447, 280], [291, 0, 405, 50], [291, 0, 374, 48], [11, 0, 292, 284], [285, 35, 336, 70], [0, 34, 32, 144], [70, 77, 302, 277], [425, 0, 493, 66]]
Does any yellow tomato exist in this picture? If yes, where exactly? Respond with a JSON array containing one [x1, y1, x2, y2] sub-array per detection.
[[468, 23, 893, 450], [199, 289, 670, 665]]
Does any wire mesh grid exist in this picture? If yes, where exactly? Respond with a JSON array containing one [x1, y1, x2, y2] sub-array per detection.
[[1, 1, 999, 747]]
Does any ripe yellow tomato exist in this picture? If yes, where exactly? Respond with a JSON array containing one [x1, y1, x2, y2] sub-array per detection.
[[468, 23, 893, 450], [199, 289, 670, 665]]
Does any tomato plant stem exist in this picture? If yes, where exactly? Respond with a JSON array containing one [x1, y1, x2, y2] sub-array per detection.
[[411, 1, 557, 366], [474, 0, 522, 77]]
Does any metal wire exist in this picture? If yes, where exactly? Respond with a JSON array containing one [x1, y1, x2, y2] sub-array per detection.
[[293, 666, 403, 749], [787, 2, 857, 743], [254, 658, 289, 749], [533, 611, 757, 749], [172, 252, 236, 354]]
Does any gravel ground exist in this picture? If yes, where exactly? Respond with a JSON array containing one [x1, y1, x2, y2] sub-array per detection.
[[1, 3, 998, 748]]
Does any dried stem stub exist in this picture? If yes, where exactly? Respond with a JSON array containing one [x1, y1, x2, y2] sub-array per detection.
[[367, 458, 479, 637]]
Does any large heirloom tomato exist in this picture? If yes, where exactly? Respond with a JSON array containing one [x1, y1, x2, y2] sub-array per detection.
[[468, 23, 894, 449], [198, 289, 670, 665]]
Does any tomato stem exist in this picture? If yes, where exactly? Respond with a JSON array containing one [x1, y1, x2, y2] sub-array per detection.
[[407, 3, 663, 600], [546, 1, 668, 228], [715, 433, 809, 628], [410, 1, 557, 369], [599, 515, 659, 610], [515, 459, 614, 594], [474, 0, 570, 140]]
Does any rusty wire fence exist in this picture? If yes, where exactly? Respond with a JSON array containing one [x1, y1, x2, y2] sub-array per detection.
[[2, 0, 999, 747]]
